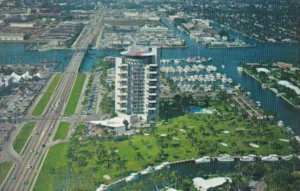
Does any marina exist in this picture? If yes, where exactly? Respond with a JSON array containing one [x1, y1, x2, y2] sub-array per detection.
[[160, 58, 236, 92]]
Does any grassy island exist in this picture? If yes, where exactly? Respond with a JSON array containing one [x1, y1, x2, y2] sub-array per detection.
[[13, 122, 36, 154], [53, 122, 70, 141], [64, 74, 86, 116], [0, 161, 12, 185], [242, 62, 300, 107]]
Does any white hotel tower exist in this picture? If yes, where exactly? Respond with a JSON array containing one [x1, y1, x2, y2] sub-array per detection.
[[115, 46, 161, 122]]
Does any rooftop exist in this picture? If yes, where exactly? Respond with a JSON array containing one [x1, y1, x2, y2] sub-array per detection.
[[193, 177, 232, 191], [89, 117, 126, 129], [121, 46, 154, 57]]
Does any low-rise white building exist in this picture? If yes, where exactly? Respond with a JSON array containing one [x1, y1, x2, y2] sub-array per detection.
[[140, 25, 169, 33], [10, 23, 34, 28], [278, 80, 300, 95], [89, 117, 126, 135], [193, 177, 232, 191]]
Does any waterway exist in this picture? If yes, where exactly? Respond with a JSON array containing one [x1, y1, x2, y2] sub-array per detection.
[[107, 160, 300, 191], [0, 20, 299, 134], [161, 18, 300, 134], [0, 43, 73, 71]]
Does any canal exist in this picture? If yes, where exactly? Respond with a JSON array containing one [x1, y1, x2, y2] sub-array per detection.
[[106, 160, 300, 191]]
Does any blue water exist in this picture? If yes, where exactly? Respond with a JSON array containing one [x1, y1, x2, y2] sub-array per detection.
[[160, 18, 300, 134], [0, 43, 73, 71], [190, 107, 205, 114], [80, 49, 119, 71], [0, 20, 300, 134]]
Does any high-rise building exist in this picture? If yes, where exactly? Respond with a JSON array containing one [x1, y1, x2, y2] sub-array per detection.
[[115, 46, 161, 122]]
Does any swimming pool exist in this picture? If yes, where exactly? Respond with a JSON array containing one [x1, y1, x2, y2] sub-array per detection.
[[190, 107, 206, 114], [190, 106, 215, 114]]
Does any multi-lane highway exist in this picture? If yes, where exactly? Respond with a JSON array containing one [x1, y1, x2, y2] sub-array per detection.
[[0, 6, 105, 191]]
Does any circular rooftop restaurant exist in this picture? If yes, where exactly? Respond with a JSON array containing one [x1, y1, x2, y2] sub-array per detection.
[[121, 46, 155, 57]]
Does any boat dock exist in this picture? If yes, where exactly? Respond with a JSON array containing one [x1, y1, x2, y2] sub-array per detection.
[[232, 93, 264, 119], [0, 61, 58, 71], [100, 154, 300, 191]]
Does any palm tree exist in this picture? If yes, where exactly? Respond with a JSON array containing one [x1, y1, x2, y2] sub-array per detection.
[[119, 160, 127, 175], [171, 171, 182, 188], [135, 152, 143, 161], [150, 121, 156, 135], [123, 120, 129, 131]]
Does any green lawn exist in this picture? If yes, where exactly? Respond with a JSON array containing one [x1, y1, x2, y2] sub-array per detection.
[[64, 74, 86, 116], [53, 122, 70, 141], [32, 73, 62, 116], [33, 142, 69, 191], [0, 161, 12, 185], [13, 122, 36, 154]]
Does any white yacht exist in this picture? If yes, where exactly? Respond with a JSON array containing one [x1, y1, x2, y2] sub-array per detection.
[[195, 156, 211, 164], [237, 67, 243, 72], [125, 173, 139, 183], [261, 154, 279, 161], [217, 154, 234, 162], [227, 78, 233, 83], [256, 101, 261, 107], [240, 155, 256, 162], [281, 155, 294, 161], [174, 59, 181, 64], [154, 162, 170, 171], [96, 184, 108, 191], [277, 121, 284, 127], [141, 166, 154, 175]]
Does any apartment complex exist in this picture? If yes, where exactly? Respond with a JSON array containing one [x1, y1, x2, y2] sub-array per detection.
[[115, 46, 161, 122]]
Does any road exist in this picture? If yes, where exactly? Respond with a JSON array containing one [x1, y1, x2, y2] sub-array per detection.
[[0, 6, 105, 191]]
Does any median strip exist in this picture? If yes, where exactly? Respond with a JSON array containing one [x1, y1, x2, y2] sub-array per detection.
[[64, 74, 86, 116]]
